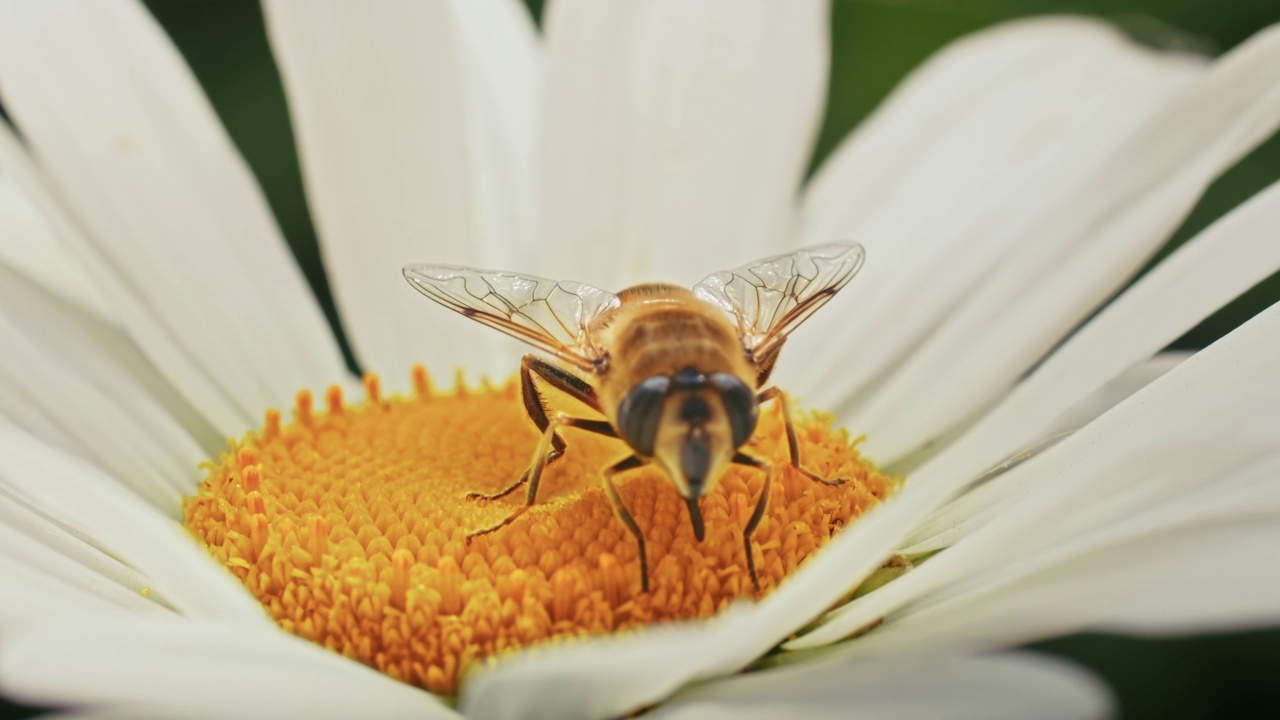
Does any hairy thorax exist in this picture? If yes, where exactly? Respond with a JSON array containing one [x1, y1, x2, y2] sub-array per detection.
[[591, 284, 755, 412]]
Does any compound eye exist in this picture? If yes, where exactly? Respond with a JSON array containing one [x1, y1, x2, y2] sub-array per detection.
[[616, 375, 671, 456], [710, 372, 758, 447]]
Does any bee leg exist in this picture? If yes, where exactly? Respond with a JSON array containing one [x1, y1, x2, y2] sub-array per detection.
[[732, 452, 772, 594], [600, 455, 650, 593], [757, 386, 850, 487], [467, 467, 538, 503], [466, 414, 616, 542], [468, 355, 599, 501]]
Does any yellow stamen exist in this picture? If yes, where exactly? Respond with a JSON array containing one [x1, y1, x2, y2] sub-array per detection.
[[184, 367, 893, 695]]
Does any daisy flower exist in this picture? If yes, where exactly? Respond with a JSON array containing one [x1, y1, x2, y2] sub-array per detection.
[[1, 1, 1279, 718]]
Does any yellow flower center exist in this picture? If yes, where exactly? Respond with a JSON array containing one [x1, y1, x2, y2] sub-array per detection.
[[183, 367, 893, 695]]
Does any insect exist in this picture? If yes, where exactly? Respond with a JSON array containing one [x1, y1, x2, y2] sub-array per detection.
[[403, 243, 865, 593]]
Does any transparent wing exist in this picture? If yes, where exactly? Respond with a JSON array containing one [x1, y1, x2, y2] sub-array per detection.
[[693, 243, 865, 360], [403, 264, 621, 370]]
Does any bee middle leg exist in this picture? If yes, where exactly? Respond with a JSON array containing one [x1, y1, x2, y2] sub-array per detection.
[[466, 413, 616, 543], [757, 386, 850, 487], [468, 354, 601, 501], [732, 451, 773, 594]]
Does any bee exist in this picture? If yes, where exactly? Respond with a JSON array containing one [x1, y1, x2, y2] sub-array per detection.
[[403, 243, 865, 593]]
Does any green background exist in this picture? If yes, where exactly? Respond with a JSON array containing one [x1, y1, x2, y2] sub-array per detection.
[[6, 1, 1280, 718]]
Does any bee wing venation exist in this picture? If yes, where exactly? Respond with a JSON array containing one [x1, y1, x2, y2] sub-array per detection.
[[403, 264, 621, 368], [693, 243, 865, 357]]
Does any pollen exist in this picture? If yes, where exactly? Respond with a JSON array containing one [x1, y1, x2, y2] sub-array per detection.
[[183, 367, 893, 696]]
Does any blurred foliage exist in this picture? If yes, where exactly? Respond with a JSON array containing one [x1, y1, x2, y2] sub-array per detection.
[[1, 1, 1277, 718], [1039, 629, 1280, 719]]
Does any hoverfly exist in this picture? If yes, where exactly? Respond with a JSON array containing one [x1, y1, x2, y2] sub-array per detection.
[[403, 243, 865, 593]]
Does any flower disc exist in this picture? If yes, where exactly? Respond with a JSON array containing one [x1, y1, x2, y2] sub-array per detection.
[[184, 368, 893, 694]]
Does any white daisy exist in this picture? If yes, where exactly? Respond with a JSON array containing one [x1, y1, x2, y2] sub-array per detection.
[[0, 2, 1279, 719]]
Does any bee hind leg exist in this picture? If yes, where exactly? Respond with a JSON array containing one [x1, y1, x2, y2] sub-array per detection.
[[757, 386, 850, 487]]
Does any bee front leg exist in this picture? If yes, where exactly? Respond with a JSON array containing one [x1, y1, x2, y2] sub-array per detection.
[[466, 413, 615, 542], [757, 386, 850, 487], [732, 451, 772, 594]]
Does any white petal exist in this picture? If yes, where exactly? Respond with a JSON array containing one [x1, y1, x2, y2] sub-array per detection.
[[0, 115, 223, 451], [0, 619, 459, 720], [0, 0, 349, 433], [790, 294, 1280, 648], [784, 17, 1201, 403], [0, 111, 237, 442], [265, 0, 541, 382], [0, 291, 206, 511], [0, 512, 164, 620], [905, 176, 1280, 552], [844, 23, 1280, 463], [1036, 352, 1191, 438], [0, 487, 162, 609], [462, 602, 773, 720], [848, 512, 1280, 661], [539, 0, 827, 290], [0, 377, 89, 461], [446, 0, 543, 261], [0, 275, 223, 468], [0, 489, 163, 627], [0, 122, 106, 319], [0, 419, 268, 624], [0, 555, 135, 625], [885, 452, 1280, 652], [899, 357, 1192, 557], [650, 652, 1111, 720], [896, 356, 1184, 556]]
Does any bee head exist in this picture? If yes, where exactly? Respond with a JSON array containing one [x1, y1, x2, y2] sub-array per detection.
[[615, 368, 759, 542]]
